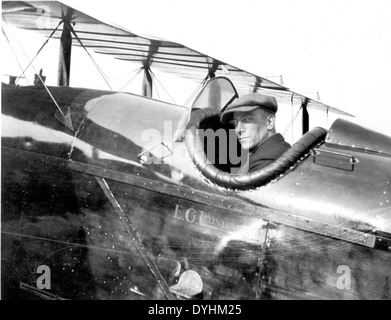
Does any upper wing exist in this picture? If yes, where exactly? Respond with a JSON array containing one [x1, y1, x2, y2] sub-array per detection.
[[2, 0, 352, 116]]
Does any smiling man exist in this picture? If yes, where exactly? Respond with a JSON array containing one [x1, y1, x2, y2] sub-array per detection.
[[221, 93, 291, 174]]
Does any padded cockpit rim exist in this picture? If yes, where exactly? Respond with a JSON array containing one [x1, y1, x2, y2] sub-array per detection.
[[184, 108, 328, 190]]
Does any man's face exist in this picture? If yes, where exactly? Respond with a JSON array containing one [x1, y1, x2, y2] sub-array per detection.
[[231, 109, 272, 151]]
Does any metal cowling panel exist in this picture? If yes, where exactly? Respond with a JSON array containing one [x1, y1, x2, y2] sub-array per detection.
[[326, 118, 391, 156]]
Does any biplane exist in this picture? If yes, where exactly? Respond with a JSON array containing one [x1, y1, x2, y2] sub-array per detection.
[[2, 1, 391, 300]]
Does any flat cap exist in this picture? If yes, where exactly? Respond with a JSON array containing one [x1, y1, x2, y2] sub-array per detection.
[[221, 93, 278, 123]]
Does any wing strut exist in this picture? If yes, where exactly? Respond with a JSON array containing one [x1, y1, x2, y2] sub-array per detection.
[[142, 65, 153, 98], [58, 9, 73, 86], [301, 97, 309, 134], [208, 60, 220, 79]]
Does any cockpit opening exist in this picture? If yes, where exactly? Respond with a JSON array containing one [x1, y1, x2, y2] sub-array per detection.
[[185, 77, 328, 190]]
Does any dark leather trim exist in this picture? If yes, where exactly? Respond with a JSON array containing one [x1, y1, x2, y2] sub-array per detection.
[[185, 108, 328, 190]]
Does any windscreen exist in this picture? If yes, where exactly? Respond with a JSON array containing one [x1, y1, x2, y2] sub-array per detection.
[[74, 92, 189, 162], [192, 77, 238, 112]]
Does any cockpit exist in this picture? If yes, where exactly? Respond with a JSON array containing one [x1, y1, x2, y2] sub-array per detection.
[[70, 76, 329, 191], [73, 77, 328, 191], [183, 77, 327, 190]]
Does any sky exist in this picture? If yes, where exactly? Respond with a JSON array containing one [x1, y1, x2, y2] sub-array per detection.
[[2, 0, 391, 138]]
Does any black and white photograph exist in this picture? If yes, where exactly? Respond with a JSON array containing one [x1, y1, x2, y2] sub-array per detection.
[[1, 0, 391, 305]]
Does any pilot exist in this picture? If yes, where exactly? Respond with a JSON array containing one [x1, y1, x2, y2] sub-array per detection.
[[220, 93, 291, 174]]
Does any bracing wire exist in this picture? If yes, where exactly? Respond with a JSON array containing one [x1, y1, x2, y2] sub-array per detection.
[[291, 93, 294, 143], [2, 18, 66, 119], [152, 73, 161, 100], [15, 20, 63, 85], [182, 74, 209, 108], [1, 24, 29, 84], [149, 68, 176, 104], [282, 93, 301, 140], [119, 67, 143, 92], [149, 67, 209, 108], [68, 23, 112, 91], [283, 107, 302, 137], [326, 107, 329, 129]]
